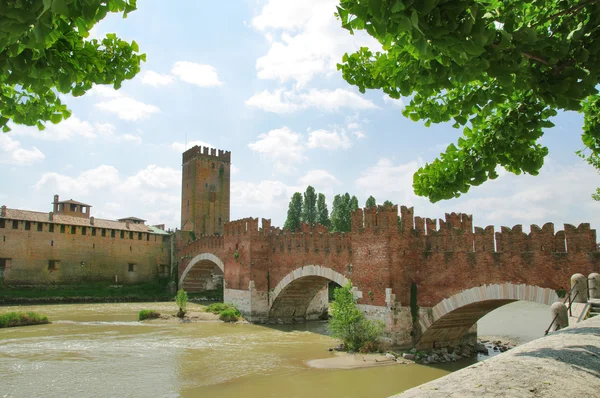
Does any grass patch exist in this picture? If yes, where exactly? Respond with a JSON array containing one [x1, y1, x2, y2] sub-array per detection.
[[219, 308, 241, 322], [138, 310, 160, 321], [205, 303, 242, 322], [0, 311, 49, 328]]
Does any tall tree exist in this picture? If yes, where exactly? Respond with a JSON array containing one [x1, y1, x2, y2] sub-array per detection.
[[1, 1, 144, 132], [383, 200, 394, 207], [336, 0, 600, 202], [365, 196, 376, 208], [316, 193, 330, 227], [284, 192, 303, 232], [330, 194, 343, 232], [302, 186, 318, 225]]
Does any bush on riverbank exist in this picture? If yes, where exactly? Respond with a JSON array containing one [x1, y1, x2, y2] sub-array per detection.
[[205, 303, 242, 322], [219, 308, 241, 322], [0, 311, 49, 328], [138, 310, 160, 321], [328, 282, 385, 352]]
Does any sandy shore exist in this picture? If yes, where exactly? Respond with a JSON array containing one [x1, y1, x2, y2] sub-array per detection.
[[144, 311, 224, 323], [306, 352, 412, 370]]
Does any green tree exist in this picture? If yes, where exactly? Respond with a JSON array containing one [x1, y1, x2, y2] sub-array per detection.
[[302, 186, 318, 225], [331, 193, 356, 232], [365, 195, 376, 208], [383, 200, 394, 207], [330, 194, 344, 232], [336, 0, 600, 202], [316, 193, 331, 227], [175, 289, 188, 318], [328, 282, 384, 352], [284, 192, 303, 231], [1, 0, 145, 132]]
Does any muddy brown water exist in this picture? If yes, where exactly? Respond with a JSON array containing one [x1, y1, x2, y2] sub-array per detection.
[[0, 301, 550, 397]]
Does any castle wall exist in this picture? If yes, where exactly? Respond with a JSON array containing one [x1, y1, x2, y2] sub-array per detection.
[[0, 219, 170, 285]]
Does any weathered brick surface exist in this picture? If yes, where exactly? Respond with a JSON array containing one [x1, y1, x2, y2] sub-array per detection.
[[177, 205, 600, 322], [0, 220, 170, 284]]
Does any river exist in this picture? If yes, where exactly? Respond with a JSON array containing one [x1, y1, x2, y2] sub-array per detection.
[[0, 301, 551, 397]]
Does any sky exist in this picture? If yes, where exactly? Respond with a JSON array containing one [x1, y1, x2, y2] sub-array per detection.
[[2, 0, 600, 235]]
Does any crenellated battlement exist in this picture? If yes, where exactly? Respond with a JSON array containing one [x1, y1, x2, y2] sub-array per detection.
[[270, 230, 351, 254], [182, 145, 231, 164], [352, 205, 399, 231]]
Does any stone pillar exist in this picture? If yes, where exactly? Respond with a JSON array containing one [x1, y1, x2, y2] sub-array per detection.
[[589, 273, 600, 299], [570, 273, 588, 303], [550, 302, 568, 331]]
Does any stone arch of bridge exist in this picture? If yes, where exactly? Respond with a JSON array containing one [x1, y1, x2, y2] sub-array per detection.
[[416, 283, 559, 349], [269, 265, 349, 321], [179, 253, 225, 293]]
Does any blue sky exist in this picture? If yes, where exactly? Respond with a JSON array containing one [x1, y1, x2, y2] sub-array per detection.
[[2, 0, 600, 235]]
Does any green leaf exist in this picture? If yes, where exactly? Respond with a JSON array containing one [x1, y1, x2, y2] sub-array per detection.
[[51, 0, 70, 16]]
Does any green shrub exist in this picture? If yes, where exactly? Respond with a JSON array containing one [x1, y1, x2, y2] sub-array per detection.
[[205, 303, 232, 314], [175, 289, 188, 318], [219, 308, 241, 322], [0, 311, 49, 328], [138, 310, 160, 321], [328, 282, 385, 352]]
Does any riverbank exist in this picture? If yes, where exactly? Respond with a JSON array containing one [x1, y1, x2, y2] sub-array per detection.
[[392, 315, 600, 397], [0, 282, 173, 304]]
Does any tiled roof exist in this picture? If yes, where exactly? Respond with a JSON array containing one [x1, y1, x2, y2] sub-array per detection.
[[118, 216, 146, 222], [2, 208, 170, 235]]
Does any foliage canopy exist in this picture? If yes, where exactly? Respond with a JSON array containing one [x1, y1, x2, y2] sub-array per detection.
[[336, 0, 600, 202], [0, 0, 145, 132]]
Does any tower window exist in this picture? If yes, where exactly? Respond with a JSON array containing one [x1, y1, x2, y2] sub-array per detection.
[[37, 223, 43, 232], [218, 217, 221, 225], [49, 224, 54, 233], [212, 163, 215, 169], [25, 221, 31, 230]]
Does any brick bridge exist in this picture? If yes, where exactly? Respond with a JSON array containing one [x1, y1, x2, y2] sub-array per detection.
[[175, 205, 599, 348]]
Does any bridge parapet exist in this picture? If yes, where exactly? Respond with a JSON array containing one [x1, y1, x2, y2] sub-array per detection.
[[270, 230, 351, 254]]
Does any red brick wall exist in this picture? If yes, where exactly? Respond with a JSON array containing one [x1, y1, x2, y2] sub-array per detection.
[[177, 205, 600, 309], [1, 220, 170, 285]]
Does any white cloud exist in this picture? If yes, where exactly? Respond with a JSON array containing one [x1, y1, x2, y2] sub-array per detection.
[[10, 116, 106, 141], [246, 88, 376, 114], [383, 95, 405, 109], [352, 131, 366, 139], [88, 85, 123, 98], [141, 70, 174, 87], [35, 165, 120, 196], [96, 97, 160, 121], [0, 135, 45, 165], [171, 61, 222, 87], [231, 179, 297, 224], [248, 127, 307, 173], [307, 129, 351, 150], [355, 157, 600, 231], [245, 89, 299, 113], [298, 169, 341, 188], [347, 122, 360, 130], [119, 165, 181, 192], [170, 140, 214, 153], [231, 164, 241, 174], [252, 0, 380, 86], [34, 164, 182, 228]]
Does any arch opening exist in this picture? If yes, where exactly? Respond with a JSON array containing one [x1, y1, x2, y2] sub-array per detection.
[[416, 284, 558, 349], [269, 266, 349, 322], [179, 253, 224, 300]]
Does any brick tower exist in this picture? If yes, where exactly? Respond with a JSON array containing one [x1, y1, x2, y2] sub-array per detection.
[[180, 146, 231, 236]]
